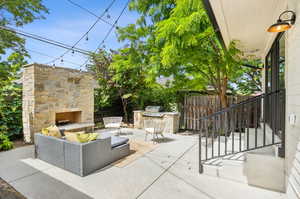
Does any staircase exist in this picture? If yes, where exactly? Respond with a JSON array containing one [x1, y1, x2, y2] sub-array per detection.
[[199, 90, 286, 192]]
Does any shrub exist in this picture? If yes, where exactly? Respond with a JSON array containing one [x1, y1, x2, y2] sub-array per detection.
[[0, 133, 13, 151], [0, 83, 23, 138]]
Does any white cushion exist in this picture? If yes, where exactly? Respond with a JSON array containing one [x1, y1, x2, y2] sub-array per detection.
[[145, 128, 155, 133], [105, 123, 121, 128]]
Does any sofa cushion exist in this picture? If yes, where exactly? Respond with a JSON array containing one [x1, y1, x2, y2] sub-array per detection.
[[65, 132, 99, 143], [65, 131, 84, 142], [111, 136, 129, 148], [98, 132, 129, 148], [41, 125, 62, 138]]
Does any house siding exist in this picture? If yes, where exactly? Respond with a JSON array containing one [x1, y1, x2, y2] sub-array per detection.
[[285, 0, 300, 197]]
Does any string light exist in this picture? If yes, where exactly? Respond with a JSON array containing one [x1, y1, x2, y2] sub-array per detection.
[[46, 0, 117, 65], [66, 0, 114, 26], [0, 26, 91, 55], [79, 0, 130, 69], [26, 48, 82, 67]]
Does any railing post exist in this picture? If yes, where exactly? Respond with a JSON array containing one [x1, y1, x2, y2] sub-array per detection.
[[263, 94, 266, 146], [199, 125, 203, 173]]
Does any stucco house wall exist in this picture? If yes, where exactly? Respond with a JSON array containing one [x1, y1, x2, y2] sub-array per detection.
[[284, 0, 300, 197]]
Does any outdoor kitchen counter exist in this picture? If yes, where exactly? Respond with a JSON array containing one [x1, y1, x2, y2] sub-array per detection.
[[133, 110, 180, 134]]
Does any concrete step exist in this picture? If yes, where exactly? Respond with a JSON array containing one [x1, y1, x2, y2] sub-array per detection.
[[287, 158, 300, 198], [244, 152, 285, 192], [202, 153, 248, 184], [202, 164, 219, 177], [219, 161, 248, 183], [289, 171, 300, 197], [223, 152, 245, 161]]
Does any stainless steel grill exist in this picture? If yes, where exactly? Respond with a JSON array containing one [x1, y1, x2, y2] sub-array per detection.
[[142, 106, 164, 117]]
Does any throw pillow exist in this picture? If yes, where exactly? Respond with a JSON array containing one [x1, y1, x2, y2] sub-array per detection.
[[41, 125, 62, 138], [65, 132, 99, 143]]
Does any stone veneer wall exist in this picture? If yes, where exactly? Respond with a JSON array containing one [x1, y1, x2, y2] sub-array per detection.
[[22, 63, 96, 143], [133, 111, 180, 134]]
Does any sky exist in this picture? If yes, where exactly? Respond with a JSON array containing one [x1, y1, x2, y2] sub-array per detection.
[[20, 0, 139, 70]]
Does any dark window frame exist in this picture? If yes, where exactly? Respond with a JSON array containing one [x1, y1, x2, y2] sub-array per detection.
[[264, 32, 285, 132], [265, 32, 284, 93]]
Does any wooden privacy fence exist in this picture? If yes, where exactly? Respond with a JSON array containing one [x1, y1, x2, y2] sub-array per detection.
[[181, 95, 252, 131]]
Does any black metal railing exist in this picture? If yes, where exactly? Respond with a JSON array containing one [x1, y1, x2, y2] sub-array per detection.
[[199, 89, 285, 173]]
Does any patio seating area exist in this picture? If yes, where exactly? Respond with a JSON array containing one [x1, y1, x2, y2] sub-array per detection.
[[0, 128, 286, 199]]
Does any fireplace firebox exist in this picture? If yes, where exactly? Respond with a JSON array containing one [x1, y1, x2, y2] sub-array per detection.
[[55, 111, 82, 126]]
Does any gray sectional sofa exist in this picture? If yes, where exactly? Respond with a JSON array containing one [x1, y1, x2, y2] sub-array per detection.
[[35, 133, 130, 176]]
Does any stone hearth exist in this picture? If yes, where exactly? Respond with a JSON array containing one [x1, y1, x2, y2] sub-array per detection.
[[22, 63, 97, 143]]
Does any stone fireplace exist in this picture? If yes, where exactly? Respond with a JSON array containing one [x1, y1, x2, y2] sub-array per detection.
[[22, 63, 98, 143]]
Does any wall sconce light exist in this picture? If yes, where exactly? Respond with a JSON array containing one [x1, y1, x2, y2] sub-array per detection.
[[267, 10, 296, 32]]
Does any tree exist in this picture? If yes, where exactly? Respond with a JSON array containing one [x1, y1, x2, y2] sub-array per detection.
[[0, 52, 26, 138], [117, 0, 247, 108], [232, 60, 262, 95], [89, 47, 180, 123], [0, 0, 48, 56], [154, 0, 245, 108], [88, 50, 118, 113], [0, 0, 48, 139], [89, 48, 151, 123]]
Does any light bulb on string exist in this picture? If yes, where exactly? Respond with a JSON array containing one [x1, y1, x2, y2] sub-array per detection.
[[107, 14, 111, 19]]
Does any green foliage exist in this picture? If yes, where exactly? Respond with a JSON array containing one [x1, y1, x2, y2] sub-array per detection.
[[233, 69, 262, 95], [0, 0, 48, 141], [0, 83, 23, 138], [89, 49, 180, 122], [0, 0, 48, 56], [0, 133, 14, 151], [88, 50, 119, 112], [116, 0, 262, 109], [0, 0, 48, 26], [154, 0, 245, 107], [230, 59, 262, 95], [131, 85, 180, 111], [0, 53, 25, 138], [91, 0, 261, 122]]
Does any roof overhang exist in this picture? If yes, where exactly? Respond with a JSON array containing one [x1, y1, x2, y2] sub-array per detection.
[[202, 0, 287, 59]]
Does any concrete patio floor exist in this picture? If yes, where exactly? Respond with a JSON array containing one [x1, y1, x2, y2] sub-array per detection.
[[0, 129, 287, 199]]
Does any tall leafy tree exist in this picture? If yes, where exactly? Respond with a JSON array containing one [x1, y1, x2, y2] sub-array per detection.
[[0, 0, 48, 138], [89, 48, 152, 123], [155, 0, 245, 107], [88, 50, 117, 112], [117, 0, 248, 108]]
